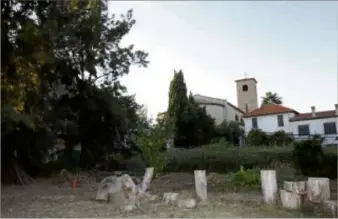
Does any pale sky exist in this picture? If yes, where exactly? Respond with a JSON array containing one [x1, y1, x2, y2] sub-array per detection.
[[108, 1, 338, 119]]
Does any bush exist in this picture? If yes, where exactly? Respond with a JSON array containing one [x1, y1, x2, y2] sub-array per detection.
[[231, 166, 261, 189], [246, 129, 268, 146], [164, 143, 293, 173], [293, 137, 337, 179], [134, 125, 167, 174], [269, 130, 294, 146]]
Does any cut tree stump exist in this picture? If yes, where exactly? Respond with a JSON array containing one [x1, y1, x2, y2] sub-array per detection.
[[163, 192, 179, 205], [323, 200, 338, 217], [283, 181, 307, 194], [307, 177, 330, 203], [280, 189, 303, 210], [140, 167, 154, 192], [194, 170, 207, 202], [260, 170, 278, 204]]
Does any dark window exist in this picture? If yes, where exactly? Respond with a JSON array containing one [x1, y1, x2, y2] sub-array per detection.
[[235, 115, 239, 121], [242, 85, 248, 92], [324, 122, 337, 134], [252, 118, 258, 129], [298, 125, 310, 136], [277, 115, 284, 127]]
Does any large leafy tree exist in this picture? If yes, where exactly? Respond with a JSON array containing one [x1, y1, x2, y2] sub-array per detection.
[[261, 91, 283, 105], [1, 0, 148, 184]]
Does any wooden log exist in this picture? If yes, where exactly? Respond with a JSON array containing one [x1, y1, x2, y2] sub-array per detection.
[[260, 170, 278, 204], [283, 181, 307, 194], [280, 189, 303, 210], [194, 170, 208, 202], [307, 177, 330, 203], [140, 167, 154, 192], [163, 192, 179, 205]]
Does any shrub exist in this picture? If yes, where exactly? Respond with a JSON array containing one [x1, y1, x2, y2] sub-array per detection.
[[246, 129, 268, 146], [293, 137, 330, 177], [269, 130, 294, 146], [134, 125, 167, 174], [164, 143, 293, 173], [230, 166, 261, 190]]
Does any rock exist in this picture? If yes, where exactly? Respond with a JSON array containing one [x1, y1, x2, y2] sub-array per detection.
[[323, 200, 338, 217], [163, 192, 179, 205], [283, 181, 307, 194], [280, 189, 303, 210], [307, 177, 330, 203], [95, 176, 121, 201], [177, 198, 197, 209]]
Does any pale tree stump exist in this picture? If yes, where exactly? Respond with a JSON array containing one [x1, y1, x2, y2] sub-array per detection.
[[323, 200, 338, 217], [283, 181, 307, 194], [140, 167, 154, 192], [280, 189, 302, 210], [163, 192, 179, 205], [194, 170, 207, 202], [260, 170, 278, 204], [307, 177, 330, 203]]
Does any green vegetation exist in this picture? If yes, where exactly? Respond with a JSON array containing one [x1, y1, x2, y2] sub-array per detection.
[[261, 91, 283, 105]]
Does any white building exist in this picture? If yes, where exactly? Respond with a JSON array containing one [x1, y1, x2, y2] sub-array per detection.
[[243, 104, 338, 145], [193, 94, 244, 125]]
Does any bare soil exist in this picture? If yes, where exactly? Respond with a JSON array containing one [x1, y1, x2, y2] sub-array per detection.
[[1, 172, 335, 218]]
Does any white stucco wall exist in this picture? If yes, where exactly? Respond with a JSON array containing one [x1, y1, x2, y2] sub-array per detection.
[[290, 117, 338, 145], [243, 112, 296, 134], [193, 95, 244, 125]]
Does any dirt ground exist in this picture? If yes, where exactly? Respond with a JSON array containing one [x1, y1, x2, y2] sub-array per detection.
[[1, 172, 336, 218]]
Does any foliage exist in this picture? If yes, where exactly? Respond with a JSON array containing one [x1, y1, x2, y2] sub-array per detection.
[[1, 0, 148, 183], [134, 123, 168, 174], [163, 143, 336, 180], [167, 70, 216, 148], [164, 144, 294, 173], [230, 166, 261, 190], [215, 121, 244, 145], [293, 137, 337, 178], [268, 130, 294, 146], [261, 91, 283, 105], [246, 129, 268, 146]]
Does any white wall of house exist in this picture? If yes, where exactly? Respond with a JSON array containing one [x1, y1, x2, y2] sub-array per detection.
[[243, 112, 296, 134], [194, 95, 244, 125], [290, 117, 338, 145]]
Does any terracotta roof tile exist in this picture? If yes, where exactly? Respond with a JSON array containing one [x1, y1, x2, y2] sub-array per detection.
[[289, 110, 337, 121], [244, 104, 298, 117]]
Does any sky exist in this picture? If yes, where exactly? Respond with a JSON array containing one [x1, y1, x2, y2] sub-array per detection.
[[108, 1, 338, 119]]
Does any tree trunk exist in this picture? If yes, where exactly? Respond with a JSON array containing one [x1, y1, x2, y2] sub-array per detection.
[[280, 189, 303, 210], [307, 177, 330, 203], [1, 157, 35, 185], [260, 170, 277, 204], [194, 170, 207, 202]]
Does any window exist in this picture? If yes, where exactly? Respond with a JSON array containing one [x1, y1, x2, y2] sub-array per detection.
[[324, 122, 337, 134], [235, 115, 239, 122], [252, 118, 258, 129], [242, 84, 248, 92], [298, 125, 310, 136], [277, 115, 284, 127]]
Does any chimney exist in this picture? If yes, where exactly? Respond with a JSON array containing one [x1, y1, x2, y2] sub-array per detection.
[[311, 106, 316, 117], [335, 104, 338, 116]]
